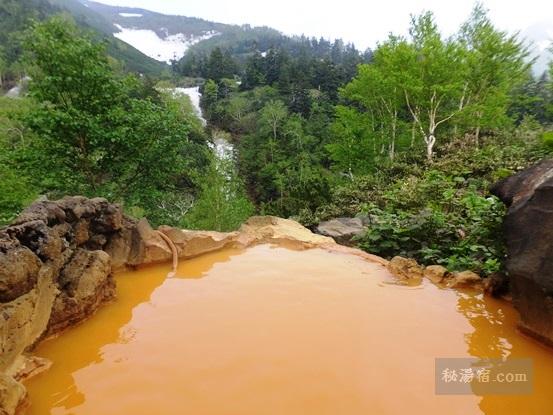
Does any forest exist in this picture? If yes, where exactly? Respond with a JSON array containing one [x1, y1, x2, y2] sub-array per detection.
[[1, 3, 553, 276]]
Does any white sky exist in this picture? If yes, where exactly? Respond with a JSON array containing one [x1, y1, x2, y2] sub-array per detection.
[[93, 0, 553, 51]]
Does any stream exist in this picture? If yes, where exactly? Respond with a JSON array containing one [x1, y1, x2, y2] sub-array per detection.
[[174, 86, 234, 160]]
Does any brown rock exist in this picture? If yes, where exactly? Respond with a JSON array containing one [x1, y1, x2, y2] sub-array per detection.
[[238, 216, 334, 247], [387, 256, 424, 280], [159, 226, 237, 259], [491, 160, 553, 345], [315, 217, 367, 246], [89, 199, 123, 234], [73, 219, 90, 246], [483, 273, 510, 297], [0, 247, 41, 303], [0, 263, 58, 373], [424, 265, 449, 284], [48, 250, 115, 334], [0, 374, 26, 415], [12, 355, 52, 382], [5, 221, 49, 260], [125, 219, 173, 267], [11, 200, 66, 227], [38, 229, 63, 262], [59, 196, 97, 220], [103, 218, 136, 272], [5, 221, 63, 264], [0, 196, 131, 415], [448, 271, 482, 288]]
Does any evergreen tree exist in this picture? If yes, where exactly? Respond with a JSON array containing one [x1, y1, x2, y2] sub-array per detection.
[[241, 51, 265, 89]]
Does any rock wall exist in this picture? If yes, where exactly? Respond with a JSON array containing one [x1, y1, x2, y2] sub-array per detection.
[[0, 197, 126, 414], [491, 160, 553, 346]]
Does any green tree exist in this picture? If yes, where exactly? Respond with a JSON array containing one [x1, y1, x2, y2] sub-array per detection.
[[182, 154, 254, 232], [242, 51, 265, 90], [22, 17, 207, 221], [402, 12, 468, 161], [341, 44, 406, 163], [458, 3, 530, 142], [546, 54, 553, 123], [327, 106, 375, 176], [0, 97, 38, 224], [0, 47, 6, 89], [334, 8, 530, 163], [207, 47, 236, 81], [260, 100, 287, 162]]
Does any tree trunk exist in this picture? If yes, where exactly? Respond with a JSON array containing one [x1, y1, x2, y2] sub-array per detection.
[[425, 134, 436, 162], [474, 114, 482, 146], [389, 119, 396, 162]]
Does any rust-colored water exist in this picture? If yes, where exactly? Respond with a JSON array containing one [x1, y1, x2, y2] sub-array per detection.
[[25, 245, 553, 415]]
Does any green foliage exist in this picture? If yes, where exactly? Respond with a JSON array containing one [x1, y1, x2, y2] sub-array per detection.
[[2, 0, 550, 282], [229, 89, 333, 217], [330, 6, 530, 168], [0, 97, 38, 225], [0, 0, 165, 83], [177, 27, 369, 81], [5, 17, 209, 225], [357, 177, 506, 275], [321, 130, 550, 274], [542, 131, 553, 148], [181, 152, 254, 232]]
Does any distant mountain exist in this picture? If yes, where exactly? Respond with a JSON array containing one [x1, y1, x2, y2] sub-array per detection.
[[78, 1, 369, 77], [79, 0, 290, 65], [0, 0, 167, 76], [80, 0, 233, 63], [49, 0, 170, 73]]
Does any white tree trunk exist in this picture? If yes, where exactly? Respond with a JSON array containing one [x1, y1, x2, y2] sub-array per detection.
[[424, 134, 436, 161], [389, 118, 396, 162]]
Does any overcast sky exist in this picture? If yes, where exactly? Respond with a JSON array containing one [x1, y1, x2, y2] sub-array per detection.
[[93, 0, 552, 51]]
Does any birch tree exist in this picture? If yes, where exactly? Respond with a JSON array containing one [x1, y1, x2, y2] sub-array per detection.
[[458, 4, 530, 144], [402, 12, 467, 161], [342, 41, 405, 162], [260, 100, 287, 162], [0, 48, 5, 90]]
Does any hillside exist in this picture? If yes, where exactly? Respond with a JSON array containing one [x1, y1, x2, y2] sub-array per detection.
[[81, 0, 231, 63], [50, 0, 168, 73], [2, 0, 367, 76], [80, 0, 292, 65], [0, 0, 166, 79], [76, 1, 552, 77], [79, 1, 368, 70]]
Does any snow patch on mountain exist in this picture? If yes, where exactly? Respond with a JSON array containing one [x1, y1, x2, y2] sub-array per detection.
[[119, 13, 143, 17], [113, 25, 218, 63]]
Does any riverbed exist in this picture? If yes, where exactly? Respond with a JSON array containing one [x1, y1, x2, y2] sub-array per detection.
[[24, 244, 553, 414]]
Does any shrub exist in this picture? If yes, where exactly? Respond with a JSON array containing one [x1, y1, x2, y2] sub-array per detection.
[[542, 131, 553, 149], [320, 132, 550, 275]]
